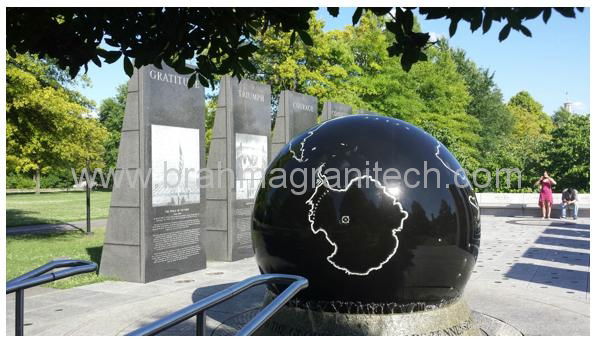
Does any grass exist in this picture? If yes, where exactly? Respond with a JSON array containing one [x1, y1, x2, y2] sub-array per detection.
[[6, 228, 114, 288], [6, 191, 111, 227]]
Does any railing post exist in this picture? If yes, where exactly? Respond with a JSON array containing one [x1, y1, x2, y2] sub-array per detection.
[[196, 312, 205, 336], [15, 289, 24, 336], [125, 274, 308, 336], [6, 260, 97, 336]]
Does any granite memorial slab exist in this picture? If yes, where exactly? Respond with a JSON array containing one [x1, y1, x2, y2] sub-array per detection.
[[357, 109, 379, 115], [204, 76, 271, 261], [320, 101, 352, 121], [271, 90, 318, 157], [100, 64, 207, 283]]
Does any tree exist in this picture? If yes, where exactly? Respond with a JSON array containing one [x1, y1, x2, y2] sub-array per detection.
[[205, 98, 217, 155], [98, 84, 127, 169], [249, 12, 480, 170], [251, 14, 365, 111], [450, 47, 514, 157], [545, 108, 590, 191], [505, 91, 554, 188], [6, 53, 108, 193], [508, 91, 553, 139], [7, 8, 583, 86]]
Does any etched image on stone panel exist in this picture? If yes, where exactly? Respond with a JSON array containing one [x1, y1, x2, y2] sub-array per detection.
[[235, 133, 267, 200], [151, 124, 201, 207]]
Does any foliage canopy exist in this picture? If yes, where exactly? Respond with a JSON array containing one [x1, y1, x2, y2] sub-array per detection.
[[7, 7, 583, 87]]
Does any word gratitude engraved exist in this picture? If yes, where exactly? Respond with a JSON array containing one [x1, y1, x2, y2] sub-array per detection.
[[148, 70, 201, 88]]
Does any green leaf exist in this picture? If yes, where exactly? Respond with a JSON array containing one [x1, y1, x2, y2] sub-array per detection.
[[290, 30, 296, 46], [68, 65, 79, 78], [198, 73, 210, 88], [386, 21, 404, 40], [91, 55, 101, 67], [187, 73, 197, 88], [386, 43, 402, 57], [297, 30, 313, 46], [554, 8, 575, 18], [352, 8, 363, 26], [449, 18, 460, 37], [519, 25, 532, 37], [241, 59, 257, 74], [367, 8, 392, 16], [104, 38, 119, 48], [498, 24, 511, 42], [327, 7, 339, 17], [400, 53, 413, 72], [470, 11, 482, 32], [482, 10, 493, 34], [421, 8, 448, 20], [97, 49, 121, 64], [403, 9, 414, 32], [175, 64, 195, 75], [542, 8, 552, 23], [123, 56, 133, 77]]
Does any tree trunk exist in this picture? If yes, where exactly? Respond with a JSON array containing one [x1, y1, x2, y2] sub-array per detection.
[[34, 169, 41, 194]]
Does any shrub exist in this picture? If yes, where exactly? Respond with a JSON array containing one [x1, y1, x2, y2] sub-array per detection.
[[6, 174, 35, 189]]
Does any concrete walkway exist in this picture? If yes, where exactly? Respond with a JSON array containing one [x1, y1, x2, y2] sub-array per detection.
[[465, 216, 589, 335], [5, 216, 590, 335], [6, 219, 107, 235]]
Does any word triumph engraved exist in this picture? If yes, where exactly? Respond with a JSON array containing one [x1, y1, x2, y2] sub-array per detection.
[[204, 76, 271, 261], [100, 64, 207, 283], [271, 90, 318, 157]]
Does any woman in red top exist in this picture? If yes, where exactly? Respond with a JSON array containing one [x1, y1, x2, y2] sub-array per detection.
[[535, 171, 556, 219]]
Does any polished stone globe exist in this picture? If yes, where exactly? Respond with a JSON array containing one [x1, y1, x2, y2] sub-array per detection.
[[252, 115, 480, 308]]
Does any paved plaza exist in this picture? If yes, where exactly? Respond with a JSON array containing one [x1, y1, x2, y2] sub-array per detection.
[[6, 215, 590, 335]]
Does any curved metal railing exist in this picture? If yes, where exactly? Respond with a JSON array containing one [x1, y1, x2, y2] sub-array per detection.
[[6, 259, 98, 335], [126, 273, 308, 336]]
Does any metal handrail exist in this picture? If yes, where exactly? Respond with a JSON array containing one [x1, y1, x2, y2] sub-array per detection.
[[127, 273, 308, 336], [6, 259, 98, 336]]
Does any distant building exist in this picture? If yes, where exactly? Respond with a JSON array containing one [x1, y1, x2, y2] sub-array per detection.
[[563, 102, 573, 113]]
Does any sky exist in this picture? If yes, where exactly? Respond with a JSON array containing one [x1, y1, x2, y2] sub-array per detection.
[[77, 8, 590, 116]]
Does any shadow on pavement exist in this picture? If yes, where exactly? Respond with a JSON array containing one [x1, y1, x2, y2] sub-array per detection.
[[505, 263, 589, 292], [505, 219, 590, 292], [522, 247, 589, 267], [543, 228, 590, 238], [535, 236, 590, 250]]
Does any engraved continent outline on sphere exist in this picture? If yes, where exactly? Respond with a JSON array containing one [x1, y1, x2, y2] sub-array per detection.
[[306, 164, 409, 276]]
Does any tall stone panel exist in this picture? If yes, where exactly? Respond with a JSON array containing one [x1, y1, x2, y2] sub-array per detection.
[[204, 76, 271, 261], [100, 64, 206, 283], [321, 102, 352, 121], [271, 90, 318, 157], [357, 109, 379, 115]]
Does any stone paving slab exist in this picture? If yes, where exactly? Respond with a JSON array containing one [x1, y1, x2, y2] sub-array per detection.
[[5, 216, 590, 335], [466, 215, 589, 335]]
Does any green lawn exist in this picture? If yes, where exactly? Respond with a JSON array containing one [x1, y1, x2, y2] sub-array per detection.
[[6, 228, 114, 288], [6, 191, 111, 227]]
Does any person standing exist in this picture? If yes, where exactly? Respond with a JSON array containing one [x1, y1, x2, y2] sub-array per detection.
[[535, 171, 556, 219], [561, 187, 579, 219]]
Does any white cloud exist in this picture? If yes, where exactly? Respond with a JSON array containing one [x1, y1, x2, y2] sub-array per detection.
[[429, 31, 447, 42]]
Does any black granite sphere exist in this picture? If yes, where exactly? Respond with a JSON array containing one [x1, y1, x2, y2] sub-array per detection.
[[252, 115, 480, 307]]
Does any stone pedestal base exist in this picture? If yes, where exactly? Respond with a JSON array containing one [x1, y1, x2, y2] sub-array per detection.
[[255, 297, 481, 336]]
